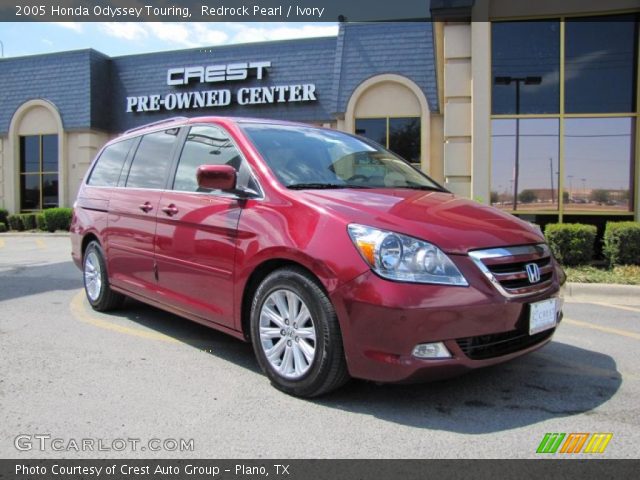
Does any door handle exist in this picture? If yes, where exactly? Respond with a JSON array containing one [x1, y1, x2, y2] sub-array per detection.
[[161, 204, 179, 216], [139, 202, 153, 213]]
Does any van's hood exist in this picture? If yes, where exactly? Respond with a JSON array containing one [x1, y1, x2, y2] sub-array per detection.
[[295, 189, 544, 254]]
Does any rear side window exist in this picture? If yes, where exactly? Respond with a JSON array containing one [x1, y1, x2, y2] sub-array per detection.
[[87, 139, 134, 187], [126, 129, 179, 189], [173, 125, 243, 192]]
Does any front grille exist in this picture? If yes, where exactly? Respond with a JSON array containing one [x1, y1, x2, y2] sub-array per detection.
[[469, 244, 555, 297], [456, 327, 555, 360]]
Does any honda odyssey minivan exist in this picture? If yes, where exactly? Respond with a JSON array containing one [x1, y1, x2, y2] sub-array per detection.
[[71, 116, 565, 397]]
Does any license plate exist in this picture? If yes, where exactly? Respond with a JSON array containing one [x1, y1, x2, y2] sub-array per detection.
[[529, 298, 558, 335]]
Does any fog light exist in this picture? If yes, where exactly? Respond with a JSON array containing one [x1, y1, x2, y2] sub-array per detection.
[[412, 342, 451, 359]]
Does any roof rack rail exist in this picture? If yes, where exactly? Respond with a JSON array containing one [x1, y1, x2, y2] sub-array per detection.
[[124, 117, 189, 135]]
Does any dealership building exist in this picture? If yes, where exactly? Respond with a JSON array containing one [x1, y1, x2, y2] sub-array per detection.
[[0, 0, 639, 232]]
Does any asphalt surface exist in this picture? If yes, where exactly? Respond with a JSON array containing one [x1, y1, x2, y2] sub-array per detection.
[[1, 235, 639, 458]]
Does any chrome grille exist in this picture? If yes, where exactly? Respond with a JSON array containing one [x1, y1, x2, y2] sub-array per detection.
[[468, 244, 555, 298]]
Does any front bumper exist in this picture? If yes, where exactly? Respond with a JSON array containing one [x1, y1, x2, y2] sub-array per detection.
[[330, 257, 563, 383]]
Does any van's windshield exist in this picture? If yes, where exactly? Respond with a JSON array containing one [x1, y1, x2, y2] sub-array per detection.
[[241, 123, 445, 191]]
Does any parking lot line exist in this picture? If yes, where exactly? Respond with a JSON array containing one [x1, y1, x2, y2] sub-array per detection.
[[584, 302, 640, 314], [35, 238, 47, 249], [0, 238, 4, 249], [564, 317, 640, 341], [70, 290, 179, 344]]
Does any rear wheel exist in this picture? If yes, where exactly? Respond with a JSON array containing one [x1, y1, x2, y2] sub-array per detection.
[[83, 241, 125, 311], [250, 267, 350, 397]]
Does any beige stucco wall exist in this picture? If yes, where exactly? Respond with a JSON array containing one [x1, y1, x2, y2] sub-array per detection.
[[0, 99, 111, 213], [430, 114, 444, 184], [66, 131, 111, 202], [442, 23, 472, 197]]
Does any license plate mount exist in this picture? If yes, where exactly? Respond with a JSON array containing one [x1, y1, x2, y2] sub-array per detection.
[[529, 298, 557, 335]]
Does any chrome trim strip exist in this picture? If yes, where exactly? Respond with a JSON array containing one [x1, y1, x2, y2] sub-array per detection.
[[468, 243, 553, 298]]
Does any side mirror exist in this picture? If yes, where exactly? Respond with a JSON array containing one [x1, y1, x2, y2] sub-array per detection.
[[196, 165, 237, 191]]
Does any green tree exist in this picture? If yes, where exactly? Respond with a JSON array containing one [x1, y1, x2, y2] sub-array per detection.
[[518, 189, 537, 204], [590, 189, 610, 204], [490, 191, 499, 204]]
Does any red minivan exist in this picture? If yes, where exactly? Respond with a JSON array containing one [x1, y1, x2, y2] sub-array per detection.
[[71, 116, 565, 397]]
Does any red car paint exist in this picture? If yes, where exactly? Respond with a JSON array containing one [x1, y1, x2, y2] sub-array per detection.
[[71, 116, 564, 384]]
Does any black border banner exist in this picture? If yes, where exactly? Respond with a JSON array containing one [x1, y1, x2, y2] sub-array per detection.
[[1, 459, 639, 480], [1, 0, 432, 22]]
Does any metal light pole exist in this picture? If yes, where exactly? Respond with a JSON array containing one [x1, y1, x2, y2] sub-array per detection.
[[549, 157, 555, 204], [494, 76, 542, 210]]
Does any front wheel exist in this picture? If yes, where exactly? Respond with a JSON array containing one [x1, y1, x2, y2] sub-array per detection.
[[83, 241, 125, 311], [250, 267, 349, 397]]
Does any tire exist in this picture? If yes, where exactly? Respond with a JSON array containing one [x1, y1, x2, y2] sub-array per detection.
[[250, 267, 350, 397], [83, 241, 125, 312]]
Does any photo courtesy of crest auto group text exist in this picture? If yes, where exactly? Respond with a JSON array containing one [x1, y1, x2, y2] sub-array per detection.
[[0, 0, 639, 476]]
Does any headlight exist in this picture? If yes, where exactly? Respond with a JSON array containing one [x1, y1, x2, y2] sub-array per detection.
[[347, 224, 468, 286]]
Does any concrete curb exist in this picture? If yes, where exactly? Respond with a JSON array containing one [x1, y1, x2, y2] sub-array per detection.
[[0, 232, 70, 238], [565, 282, 640, 306]]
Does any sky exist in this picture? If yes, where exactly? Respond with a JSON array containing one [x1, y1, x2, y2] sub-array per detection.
[[0, 22, 339, 58]]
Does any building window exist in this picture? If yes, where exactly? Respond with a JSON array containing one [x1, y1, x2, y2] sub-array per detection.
[[19, 134, 58, 211], [564, 117, 635, 212], [491, 119, 559, 211], [355, 117, 421, 164], [491, 14, 638, 218]]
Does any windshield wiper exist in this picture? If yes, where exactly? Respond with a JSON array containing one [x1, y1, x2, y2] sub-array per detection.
[[287, 183, 373, 190], [400, 185, 444, 191]]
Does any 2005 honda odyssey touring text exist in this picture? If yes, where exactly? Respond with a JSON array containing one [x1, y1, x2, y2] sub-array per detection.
[[71, 116, 565, 397]]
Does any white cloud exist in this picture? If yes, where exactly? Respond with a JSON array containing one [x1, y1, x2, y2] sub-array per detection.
[[98, 22, 148, 41], [50, 22, 84, 33], [145, 23, 228, 48], [44, 22, 339, 55], [228, 24, 338, 44]]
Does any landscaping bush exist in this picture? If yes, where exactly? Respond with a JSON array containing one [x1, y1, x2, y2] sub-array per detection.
[[544, 223, 597, 266], [603, 221, 640, 266], [43, 207, 73, 232], [0, 208, 8, 228], [0, 223, 6, 233], [36, 214, 47, 231], [7, 214, 24, 231], [20, 213, 37, 230]]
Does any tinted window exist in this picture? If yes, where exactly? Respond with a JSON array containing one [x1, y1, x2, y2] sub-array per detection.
[[355, 119, 386, 145], [389, 117, 421, 164], [173, 125, 243, 192], [492, 20, 560, 114], [126, 129, 179, 189], [20, 136, 40, 173], [42, 135, 58, 172], [565, 15, 638, 113], [20, 175, 40, 210], [88, 139, 134, 187]]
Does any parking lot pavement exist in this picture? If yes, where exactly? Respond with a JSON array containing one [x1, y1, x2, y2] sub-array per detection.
[[1, 235, 639, 458]]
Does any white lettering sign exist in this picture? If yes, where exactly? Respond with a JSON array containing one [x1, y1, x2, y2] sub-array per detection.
[[125, 60, 317, 113]]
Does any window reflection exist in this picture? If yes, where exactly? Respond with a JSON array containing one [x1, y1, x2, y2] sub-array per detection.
[[19, 134, 59, 212], [355, 118, 386, 146], [491, 119, 559, 211], [492, 20, 560, 114], [389, 118, 420, 164], [565, 15, 638, 114], [126, 129, 178, 189], [564, 118, 634, 212], [355, 117, 421, 164]]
